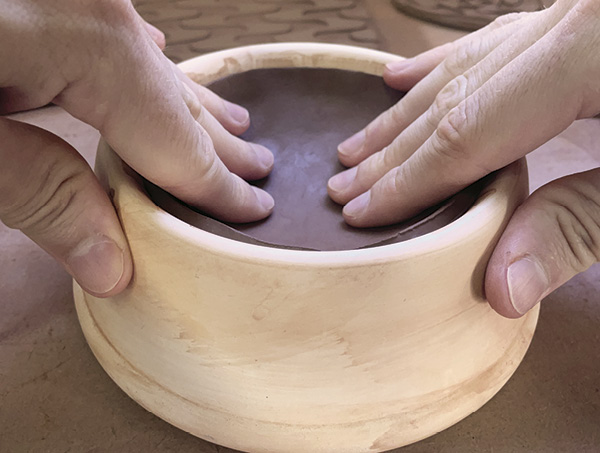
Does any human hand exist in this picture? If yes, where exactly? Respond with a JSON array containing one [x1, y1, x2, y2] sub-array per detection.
[[327, 0, 600, 318], [0, 0, 274, 298]]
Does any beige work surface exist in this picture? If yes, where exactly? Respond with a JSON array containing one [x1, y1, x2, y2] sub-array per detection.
[[2, 1, 599, 452]]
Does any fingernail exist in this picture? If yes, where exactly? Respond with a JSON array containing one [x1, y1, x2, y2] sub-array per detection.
[[507, 256, 550, 315], [225, 101, 249, 125], [338, 130, 365, 159], [385, 58, 413, 74], [67, 236, 124, 295], [328, 167, 357, 193], [254, 145, 274, 171], [253, 187, 274, 212], [344, 191, 370, 219]]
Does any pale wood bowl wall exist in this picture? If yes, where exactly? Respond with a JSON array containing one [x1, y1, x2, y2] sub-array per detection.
[[74, 43, 539, 453]]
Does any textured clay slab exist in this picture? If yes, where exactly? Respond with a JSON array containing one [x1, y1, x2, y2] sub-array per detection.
[[145, 68, 482, 251]]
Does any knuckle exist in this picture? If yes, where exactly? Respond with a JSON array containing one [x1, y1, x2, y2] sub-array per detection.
[[362, 123, 376, 150], [194, 128, 218, 172], [454, 42, 483, 66], [489, 12, 527, 29], [361, 150, 387, 181], [351, 156, 371, 187], [1, 158, 89, 236], [364, 104, 404, 147], [541, 179, 600, 271], [433, 102, 471, 162], [428, 75, 469, 125], [442, 41, 483, 76], [148, 126, 218, 193], [386, 102, 405, 127], [388, 166, 405, 197], [193, 102, 207, 123], [364, 106, 400, 148], [381, 145, 397, 169], [193, 84, 219, 112], [183, 128, 219, 187]]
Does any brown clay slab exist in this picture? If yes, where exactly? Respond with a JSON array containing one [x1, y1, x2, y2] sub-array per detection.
[[146, 67, 482, 251]]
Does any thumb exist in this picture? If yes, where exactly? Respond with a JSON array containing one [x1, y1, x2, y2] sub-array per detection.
[[485, 168, 600, 318], [0, 117, 133, 297]]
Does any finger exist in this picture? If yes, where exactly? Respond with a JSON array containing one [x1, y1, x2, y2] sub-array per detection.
[[196, 104, 273, 180], [485, 169, 600, 318], [342, 7, 594, 227], [329, 121, 425, 204], [143, 21, 166, 50], [173, 66, 273, 180], [330, 12, 546, 202], [131, 2, 166, 50], [0, 118, 132, 297], [54, 3, 273, 223], [173, 63, 252, 136], [161, 125, 274, 222], [336, 12, 536, 167], [382, 11, 529, 92], [382, 43, 453, 92]]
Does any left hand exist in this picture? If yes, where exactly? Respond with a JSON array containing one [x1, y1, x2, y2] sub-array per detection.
[[0, 0, 274, 297], [327, 0, 600, 318]]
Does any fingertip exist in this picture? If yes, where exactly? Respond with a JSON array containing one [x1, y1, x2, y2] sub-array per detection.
[[327, 184, 343, 205], [342, 192, 371, 227], [66, 235, 133, 298], [224, 100, 250, 130], [337, 150, 357, 168], [485, 232, 550, 319], [236, 143, 274, 181], [383, 58, 421, 92], [384, 41, 454, 91], [101, 236, 133, 297], [484, 258, 524, 319], [143, 22, 166, 50], [253, 143, 274, 174], [337, 149, 359, 168], [327, 180, 342, 204], [103, 252, 133, 297], [327, 167, 357, 204], [217, 98, 251, 136], [91, 253, 133, 298], [384, 59, 412, 73], [382, 69, 420, 92], [383, 58, 411, 79], [252, 186, 275, 216]]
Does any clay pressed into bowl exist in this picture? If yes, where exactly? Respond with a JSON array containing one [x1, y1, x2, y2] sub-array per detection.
[[145, 67, 485, 251], [74, 43, 539, 453]]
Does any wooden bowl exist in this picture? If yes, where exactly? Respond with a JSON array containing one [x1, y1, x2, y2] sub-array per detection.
[[74, 43, 538, 453]]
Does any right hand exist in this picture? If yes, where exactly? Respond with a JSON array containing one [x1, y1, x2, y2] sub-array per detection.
[[327, 0, 600, 318], [0, 0, 274, 297]]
